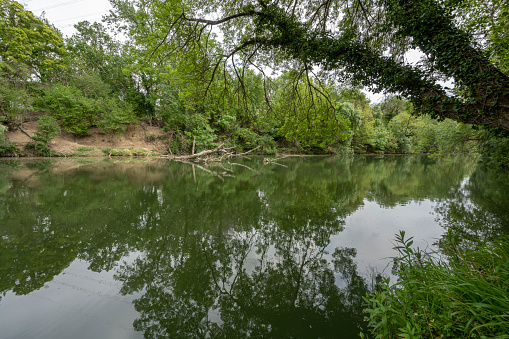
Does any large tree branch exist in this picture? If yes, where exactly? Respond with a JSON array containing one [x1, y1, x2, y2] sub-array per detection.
[[163, 0, 509, 131], [184, 11, 258, 26], [244, 4, 509, 130]]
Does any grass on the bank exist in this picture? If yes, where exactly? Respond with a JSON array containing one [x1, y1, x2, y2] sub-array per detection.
[[361, 231, 509, 339]]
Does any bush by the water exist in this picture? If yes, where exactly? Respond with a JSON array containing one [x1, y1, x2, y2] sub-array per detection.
[[361, 231, 509, 338]]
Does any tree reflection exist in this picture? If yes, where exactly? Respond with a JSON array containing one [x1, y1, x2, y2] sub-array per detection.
[[115, 219, 373, 338], [434, 163, 509, 248]]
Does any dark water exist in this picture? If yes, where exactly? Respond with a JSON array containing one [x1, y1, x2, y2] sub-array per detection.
[[0, 156, 507, 339]]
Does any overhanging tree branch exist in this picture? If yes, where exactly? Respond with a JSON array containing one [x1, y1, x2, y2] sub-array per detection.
[[156, 0, 509, 131]]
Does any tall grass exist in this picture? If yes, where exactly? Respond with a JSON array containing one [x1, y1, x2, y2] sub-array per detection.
[[361, 231, 509, 338]]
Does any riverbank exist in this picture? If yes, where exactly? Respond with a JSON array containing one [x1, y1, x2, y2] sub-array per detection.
[[362, 232, 509, 338], [5, 120, 170, 157], [1, 117, 482, 159]]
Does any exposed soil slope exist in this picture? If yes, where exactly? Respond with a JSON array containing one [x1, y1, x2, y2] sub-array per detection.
[[6, 121, 169, 156]]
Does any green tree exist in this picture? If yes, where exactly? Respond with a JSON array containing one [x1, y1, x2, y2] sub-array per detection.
[[148, 0, 509, 131], [0, 0, 67, 80], [352, 106, 377, 153], [443, 0, 509, 73], [376, 96, 412, 123], [0, 1, 67, 125], [387, 111, 419, 153], [264, 71, 351, 150], [66, 21, 156, 120], [0, 72, 30, 125]]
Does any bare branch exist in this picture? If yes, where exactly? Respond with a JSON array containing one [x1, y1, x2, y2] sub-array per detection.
[[174, 143, 225, 160], [149, 12, 184, 59], [231, 145, 262, 157], [184, 11, 257, 26]]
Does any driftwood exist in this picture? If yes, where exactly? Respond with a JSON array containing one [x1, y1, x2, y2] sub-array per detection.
[[178, 159, 226, 181], [263, 155, 289, 167], [228, 162, 261, 174], [162, 143, 264, 163], [231, 145, 262, 157], [162, 143, 296, 182], [173, 143, 225, 160]]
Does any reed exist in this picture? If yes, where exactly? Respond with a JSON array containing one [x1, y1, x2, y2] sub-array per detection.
[[361, 231, 509, 338]]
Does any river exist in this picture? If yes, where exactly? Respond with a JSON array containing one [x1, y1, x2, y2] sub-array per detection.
[[0, 155, 507, 338]]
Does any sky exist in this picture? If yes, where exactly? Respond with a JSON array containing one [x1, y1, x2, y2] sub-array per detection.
[[22, 0, 113, 38]]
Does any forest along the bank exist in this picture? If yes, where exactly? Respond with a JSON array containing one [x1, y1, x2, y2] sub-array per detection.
[[1, 0, 509, 171]]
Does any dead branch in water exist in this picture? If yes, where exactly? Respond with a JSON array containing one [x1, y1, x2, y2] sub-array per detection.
[[161, 143, 264, 162], [178, 159, 226, 181], [228, 162, 261, 174], [231, 145, 262, 157], [173, 143, 225, 160], [161, 143, 294, 181], [263, 155, 289, 167]]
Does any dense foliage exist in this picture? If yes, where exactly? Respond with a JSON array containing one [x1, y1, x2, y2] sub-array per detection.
[[362, 231, 509, 338], [0, 0, 507, 167]]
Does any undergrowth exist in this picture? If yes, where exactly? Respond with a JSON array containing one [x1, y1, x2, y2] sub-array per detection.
[[361, 231, 509, 338]]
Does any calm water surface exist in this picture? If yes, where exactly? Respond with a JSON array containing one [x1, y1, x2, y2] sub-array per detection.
[[0, 156, 507, 338]]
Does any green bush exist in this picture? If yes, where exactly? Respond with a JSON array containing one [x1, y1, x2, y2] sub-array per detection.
[[35, 84, 136, 136], [255, 134, 278, 154], [232, 126, 258, 148], [34, 116, 60, 143], [481, 135, 509, 170], [214, 112, 236, 133], [182, 114, 216, 152], [24, 141, 56, 157], [0, 124, 7, 142], [25, 115, 61, 157], [362, 231, 509, 338], [0, 124, 19, 155], [168, 130, 191, 155], [98, 98, 137, 134], [34, 85, 92, 135]]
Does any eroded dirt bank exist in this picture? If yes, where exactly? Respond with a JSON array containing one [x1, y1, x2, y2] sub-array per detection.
[[6, 120, 170, 156]]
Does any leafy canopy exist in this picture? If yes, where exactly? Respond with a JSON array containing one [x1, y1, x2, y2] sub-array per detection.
[[138, 0, 509, 131]]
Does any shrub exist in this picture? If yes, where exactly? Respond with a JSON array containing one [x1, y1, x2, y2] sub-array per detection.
[[362, 231, 509, 338], [255, 134, 278, 154], [35, 84, 136, 136], [26, 116, 61, 156], [168, 130, 191, 155], [0, 124, 7, 142], [34, 116, 60, 142], [0, 124, 19, 155]]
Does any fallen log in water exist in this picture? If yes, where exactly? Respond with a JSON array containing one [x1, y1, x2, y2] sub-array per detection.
[[173, 143, 225, 160], [161, 143, 263, 162]]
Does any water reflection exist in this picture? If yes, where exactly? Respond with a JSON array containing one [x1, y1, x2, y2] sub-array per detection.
[[0, 156, 507, 338], [434, 162, 509, 248], [115, 223, 371, 338]]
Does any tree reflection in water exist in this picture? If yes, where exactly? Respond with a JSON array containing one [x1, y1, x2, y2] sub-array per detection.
[[115, 220, 375, 338], [434, 163, 509, 249]]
